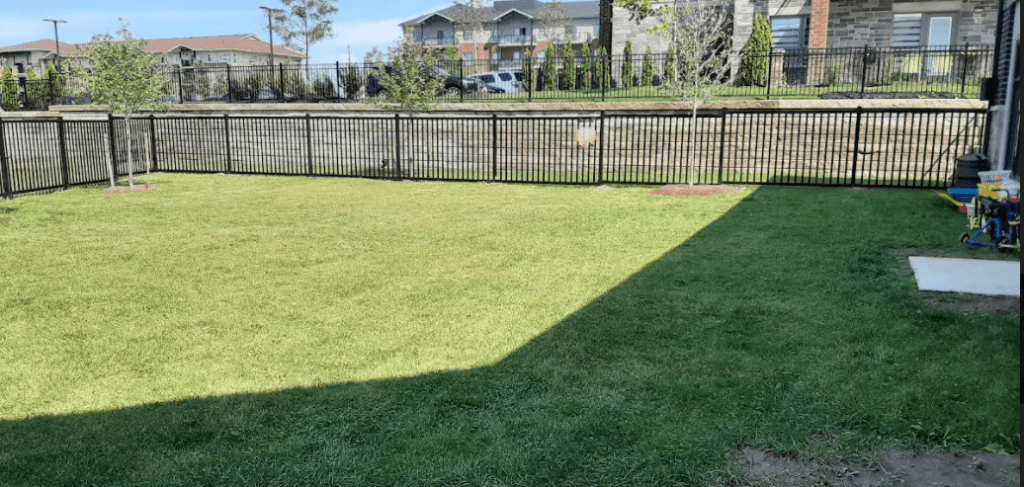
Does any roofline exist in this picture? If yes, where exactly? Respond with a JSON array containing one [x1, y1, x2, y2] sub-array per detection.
[[493, 8, 535, 21]]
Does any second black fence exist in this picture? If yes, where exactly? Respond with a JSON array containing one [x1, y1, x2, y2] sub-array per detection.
[[0, 107, 987, 198]]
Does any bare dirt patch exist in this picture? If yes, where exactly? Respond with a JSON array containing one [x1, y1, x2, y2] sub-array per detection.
[[650, 185, 748, 197], [102, 184, 159, 195], [595, 185, 615, 191], [724, 447, 1020, 487]]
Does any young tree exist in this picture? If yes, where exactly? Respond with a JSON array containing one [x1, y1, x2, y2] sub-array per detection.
[[622, 41, 634, 88], [537, 0, 570, 46], [580, 42, 592, 90], [620, 0, 733, 186], [563, 43, 576, 90], [84, 21, 169, 188], [269, 0, 339, 79], [544, 43, 558, 92], [641, 46, 654, 87], [372, 31, 445, 113], [740, 13, 773, 86], [450, 0, 491, 62], [1, 68, 17, 112]]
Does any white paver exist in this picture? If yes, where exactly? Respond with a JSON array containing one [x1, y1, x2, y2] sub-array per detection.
[[908, 256, 1021, 296]]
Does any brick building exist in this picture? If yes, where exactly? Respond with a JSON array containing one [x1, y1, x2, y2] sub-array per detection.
[[603, 0, 998, 57]]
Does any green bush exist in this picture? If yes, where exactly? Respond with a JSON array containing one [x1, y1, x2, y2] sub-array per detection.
[[312, 76, 336, 98], [580, 43, 592, 90], [664, 46, 678, 86], [826, 63, 842, 86], [1, 68, 18, 111], [642, 46, 654, 87], [596, 47, 610, 89], [523, 51, 534, 91], [622, 41, 634, 87], [544, 44, 557, 92], [341, 65, 362, 100], [741, 14, 773, 86]]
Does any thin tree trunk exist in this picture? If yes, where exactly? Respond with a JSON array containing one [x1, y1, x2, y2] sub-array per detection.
[[144, 132, 152, 177], [125, 113, 135, 189], [689, 104, 698, 187]]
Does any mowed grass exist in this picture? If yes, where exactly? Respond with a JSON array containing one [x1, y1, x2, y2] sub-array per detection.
[[0, 175, 1018, 487], [0, 174, 749, 421]]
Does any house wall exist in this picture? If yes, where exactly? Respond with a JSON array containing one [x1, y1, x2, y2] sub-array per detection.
[[828, 0, 998, 48]]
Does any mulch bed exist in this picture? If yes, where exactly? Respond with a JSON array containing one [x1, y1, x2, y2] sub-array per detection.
[[102, 184, 159, 194], [650, 185, 747, 197], [819, 91, 959, 100]]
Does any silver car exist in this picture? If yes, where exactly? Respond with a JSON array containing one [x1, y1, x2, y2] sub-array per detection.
[[472, 71, 523, 94]]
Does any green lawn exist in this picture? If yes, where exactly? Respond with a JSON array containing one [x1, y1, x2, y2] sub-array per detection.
[[0, 174, 1018, 486]]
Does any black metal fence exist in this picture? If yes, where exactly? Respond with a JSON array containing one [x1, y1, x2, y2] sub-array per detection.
[[6, 45, 989, 111], [0, 107, 987, 198]]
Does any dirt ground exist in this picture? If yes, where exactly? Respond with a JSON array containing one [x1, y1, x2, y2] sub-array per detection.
[[650, 185, 749, 197], [723, 447, 1020, 487], [820, 91, 962, 100]]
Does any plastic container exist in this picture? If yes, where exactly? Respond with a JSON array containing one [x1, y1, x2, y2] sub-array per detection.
[[947, 187, 978, 203], [978, 170, 1013, 184]]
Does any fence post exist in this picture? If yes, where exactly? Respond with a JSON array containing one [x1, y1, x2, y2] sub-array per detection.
[[394, 113, 402, 178], [305, 114, 314, 177], [56, 117, 70, 190], [597, 111, 605, 184], [851, 107, 863, 186], [176, 69, 184, 104], [527, 56, 534, 103], [491, 114, 498, 181], [279, 63, 285, 101], [107, 113, 118, 182], [226, 65, 233, 103], [860, 45, 869, 99], [335, 61, 342, 99], [223, 114, 231, 174], [960, 43, 970, 95], [459, 60, 465, 103], [149, 115, 158, 172], [718, 108, 727, 184], [0, 118, 11, 198], [766, 48, 773, 100]]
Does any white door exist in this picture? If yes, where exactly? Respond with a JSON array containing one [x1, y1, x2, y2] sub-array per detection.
[[926, 17, 953, 75]]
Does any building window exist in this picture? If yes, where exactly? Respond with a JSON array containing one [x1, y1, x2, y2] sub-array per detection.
[[893, 14, 923, 47], [464, 53, 474, 61], [771, 16, 808, 49]]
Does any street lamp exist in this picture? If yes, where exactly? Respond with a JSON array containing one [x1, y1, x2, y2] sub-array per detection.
[[43, 19, 67, 72], [259, 6, 283, 66]]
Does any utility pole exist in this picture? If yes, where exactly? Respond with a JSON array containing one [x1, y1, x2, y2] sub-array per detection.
[[43, 19, 67, 72], [259, 6, 283, 66]]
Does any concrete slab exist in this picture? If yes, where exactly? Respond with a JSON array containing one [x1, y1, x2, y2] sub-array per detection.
[[909, 256, 1021, 296]]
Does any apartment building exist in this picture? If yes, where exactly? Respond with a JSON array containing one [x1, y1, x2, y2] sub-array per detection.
[[401, 0, 600, 64], [0, 34, 304, 76]]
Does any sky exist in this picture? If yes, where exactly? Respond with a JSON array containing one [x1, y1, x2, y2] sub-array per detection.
[[0, 0, 450, 64]]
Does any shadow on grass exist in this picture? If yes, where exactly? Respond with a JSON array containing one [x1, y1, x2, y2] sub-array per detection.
[[0, 186, 1018, 487]]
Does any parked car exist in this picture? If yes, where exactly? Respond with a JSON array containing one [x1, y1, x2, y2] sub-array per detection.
[[366, 65, 483, 99], [471, 71, 523, 94]]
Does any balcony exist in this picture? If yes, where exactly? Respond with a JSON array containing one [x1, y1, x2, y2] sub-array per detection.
[[414, 36, 459, 47], [487, 32, 594, 46], [489, 34, 533, 46]]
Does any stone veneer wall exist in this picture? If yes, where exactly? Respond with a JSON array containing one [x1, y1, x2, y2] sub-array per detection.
[[958, 0, 1000, 44], [829, 0, 999, 48]]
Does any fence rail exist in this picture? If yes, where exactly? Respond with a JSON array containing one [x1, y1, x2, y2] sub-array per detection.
[[2, 45, 992, 111], [0, 107, 987, 198]]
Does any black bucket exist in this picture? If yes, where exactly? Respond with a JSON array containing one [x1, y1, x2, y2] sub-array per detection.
[[953, 153, 991, 188]]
